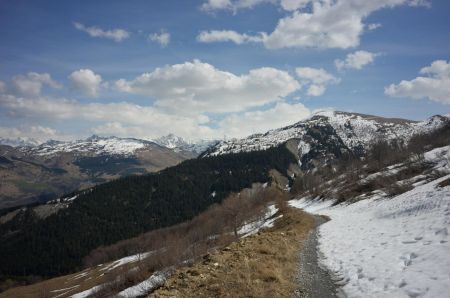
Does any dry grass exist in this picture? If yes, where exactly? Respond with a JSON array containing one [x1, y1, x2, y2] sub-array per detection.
[[150, 207, 315, 298], [0, 262, 132, 298]]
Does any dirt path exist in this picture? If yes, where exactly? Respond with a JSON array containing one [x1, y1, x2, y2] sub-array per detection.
[[295, 215, 341, 298]]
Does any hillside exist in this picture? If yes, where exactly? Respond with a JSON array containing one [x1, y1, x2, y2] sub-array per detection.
[[1, 111, 448, 296], [0, 144, 297, 279], [289, 146, 450, 297], [0, 136, 192, 209]]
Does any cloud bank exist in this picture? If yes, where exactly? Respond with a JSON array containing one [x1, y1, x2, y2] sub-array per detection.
[[385, 60, 450, 105]]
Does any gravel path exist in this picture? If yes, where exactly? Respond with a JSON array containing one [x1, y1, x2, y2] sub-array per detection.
[[295, 215, 342, 298]]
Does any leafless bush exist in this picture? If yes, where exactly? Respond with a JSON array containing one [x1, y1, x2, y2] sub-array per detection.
[[82, 185, 285, 296]]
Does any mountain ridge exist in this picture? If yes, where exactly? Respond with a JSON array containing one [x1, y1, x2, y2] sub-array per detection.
[[203, 111, 448, 170]]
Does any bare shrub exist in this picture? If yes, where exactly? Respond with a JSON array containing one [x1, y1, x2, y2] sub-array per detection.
[[82, 185, 285, 297]]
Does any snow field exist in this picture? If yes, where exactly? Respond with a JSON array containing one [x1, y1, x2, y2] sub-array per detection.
[[290, 175, 450, 298]]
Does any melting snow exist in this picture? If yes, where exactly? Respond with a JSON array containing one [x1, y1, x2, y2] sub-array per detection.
[[100, 251, 154, 272], [290, 175, 450, 298], [424, 145, 450, 171], [238, 205, 281, 237], [69, 285, 103, 298], [117, 269, 172, 298]]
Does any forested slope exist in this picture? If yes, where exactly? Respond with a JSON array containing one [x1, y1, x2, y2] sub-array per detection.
[[0, 144, 296, 278]]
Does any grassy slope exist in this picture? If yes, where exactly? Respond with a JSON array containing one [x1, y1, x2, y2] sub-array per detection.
[[150, 207, 315, 298]]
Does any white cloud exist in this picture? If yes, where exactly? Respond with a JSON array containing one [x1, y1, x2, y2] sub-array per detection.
[[385, 60, 450, 105], [0, 94, 217, 139], [335, 50, 379, 71], [279, 0, 310, 11], [149, 30, 171, 47], [115, 60, 300, 114], [73, 22, 130, 42], [296, 67, 339, 96], [200, 0, 430, 49], [201, 0, 309, 12], [197, 30, 265, 44], [201, 0, 275, 12], [218, 101, 310, 137], [12, 72, 61, 97], [0, 93, 312, 140], [68, 69, 103, 97], [367, 23, 382, 30], [0, 125, 70, 143], [264, 0, 428, 49]]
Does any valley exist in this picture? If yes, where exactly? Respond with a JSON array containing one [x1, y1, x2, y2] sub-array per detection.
[[0, 135, 207, 210], [0, 111, 449, 297]]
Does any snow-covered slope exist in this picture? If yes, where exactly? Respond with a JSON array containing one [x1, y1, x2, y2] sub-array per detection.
[[204, 111, 448, 168], [5, 134, 215, 157], [289, 146, 450, 298], [21, 135, 156, 157], [154, 134, 217, 155]]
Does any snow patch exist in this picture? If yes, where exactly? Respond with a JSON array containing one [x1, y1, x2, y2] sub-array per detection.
[[238, 205, 280, 237], [100, 251, 154, 272], [69, 285, 103, 298], [291, 176, 450, 297], [117, 269, 172, 298]]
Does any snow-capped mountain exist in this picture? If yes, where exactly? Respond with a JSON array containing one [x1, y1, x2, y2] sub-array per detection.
[[21, 135, 156, 157], [2, 134, 215, 157], [203, 111, 449, 169], [154, 134, 218, 155], [0, 135, 190, 209]]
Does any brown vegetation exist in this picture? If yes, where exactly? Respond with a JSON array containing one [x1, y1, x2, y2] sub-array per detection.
[[150, 207, 315, 298], [1, 184, 290, 298]]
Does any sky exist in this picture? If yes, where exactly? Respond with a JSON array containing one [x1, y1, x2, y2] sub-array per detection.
[[0, 0, 449, 142]]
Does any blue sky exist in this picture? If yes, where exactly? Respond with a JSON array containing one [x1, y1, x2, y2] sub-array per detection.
[[0, 0, 449, 141]]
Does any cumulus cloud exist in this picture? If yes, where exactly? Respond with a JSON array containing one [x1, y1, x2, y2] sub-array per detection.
[[73, 22, 130, 42], [0, 94, 217, 139], [0, 93, 312, 141], [201, 0, 276, 12], [265, 0, 431, 49], [200, 0, 310, 12], [218, 101, 310, 137], [149, 30, 171, 47], [115, 60, 300, 114], [385, 60, 450, 105], [279, 0, 310, 11], [69, 69, 103, 97], [0, 125, 70, 143], [296, 67, 339, 96], [200, 0, 430, 49], [11, 72, 61, 97], [335, 50, 379, 71], [197, 30, 265, 44]]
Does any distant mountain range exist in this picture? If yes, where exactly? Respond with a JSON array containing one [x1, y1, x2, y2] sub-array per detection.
[[0, 111, 448, 281], [154, 133, 217, 155], [0, 134, 213, 209], [1, 112, 448, 209], [0, 134, 216, 157]]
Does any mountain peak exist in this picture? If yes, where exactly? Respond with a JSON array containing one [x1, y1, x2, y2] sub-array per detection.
[[204, 112, 449, 168]]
